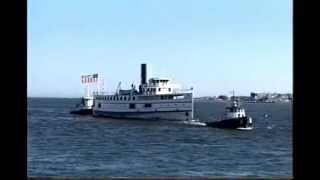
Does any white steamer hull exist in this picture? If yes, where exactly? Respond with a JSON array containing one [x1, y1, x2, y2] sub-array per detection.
[[93, 110, 192, 121]]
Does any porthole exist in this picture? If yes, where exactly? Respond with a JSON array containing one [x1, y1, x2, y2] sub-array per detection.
[[144, 103, 152, 108], [129, 104, 135, 109]]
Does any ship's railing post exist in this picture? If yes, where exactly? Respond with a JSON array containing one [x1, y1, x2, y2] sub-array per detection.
[[191, 94, 194, 119]]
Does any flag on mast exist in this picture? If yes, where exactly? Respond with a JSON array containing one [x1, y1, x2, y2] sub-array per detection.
[[81, 74, 99, 84]]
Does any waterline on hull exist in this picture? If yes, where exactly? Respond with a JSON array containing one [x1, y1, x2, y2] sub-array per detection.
[[93, 110, 192, 121]]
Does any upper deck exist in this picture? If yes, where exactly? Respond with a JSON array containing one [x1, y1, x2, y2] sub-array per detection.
[[93, 76, 193, 100], [93, 63, 193, 102]]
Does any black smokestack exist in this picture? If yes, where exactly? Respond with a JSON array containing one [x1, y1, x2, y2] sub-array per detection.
[[141, 63, 147, 85]]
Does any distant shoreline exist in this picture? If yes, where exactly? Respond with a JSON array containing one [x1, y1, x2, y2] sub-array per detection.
[[27, 97, 292, 103], [193, 99, 292, 103], [28, 97, 81, 99]]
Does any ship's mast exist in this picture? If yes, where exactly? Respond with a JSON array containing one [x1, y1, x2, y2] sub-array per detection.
[[191, 87, 194, 119], [100, 78, 104, 94], [96, 77, 99, 95], [97, 77, 103, 95], [232, 89, 241, 107], [116, 81, 121, 95], [85, 85, 89, 97]]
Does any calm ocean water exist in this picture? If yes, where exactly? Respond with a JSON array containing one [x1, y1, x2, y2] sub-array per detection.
[[28, 98, 292, 177]]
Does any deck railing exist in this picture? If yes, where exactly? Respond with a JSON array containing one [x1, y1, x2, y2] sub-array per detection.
[[92, 91, 117, 96], [172, 88, 193, 94]]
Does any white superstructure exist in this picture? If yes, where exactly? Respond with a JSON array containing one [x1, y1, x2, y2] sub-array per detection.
[[92, 64, 194, 121], [224, 100, 246, 119], [70, 74, 100, 115], [78, 96, 94, 109]]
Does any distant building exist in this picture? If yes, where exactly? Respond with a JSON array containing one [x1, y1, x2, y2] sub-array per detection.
[[218, 95, 229, 101], [195, 92, 292, 103], [193, 96, 217, 101], [250, 92, 257, 100], [249, 92, 292, 102], [239, 96, 251, 101]]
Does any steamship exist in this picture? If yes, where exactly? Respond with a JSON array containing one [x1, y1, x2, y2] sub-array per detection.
[[92, 64, 194, 121]]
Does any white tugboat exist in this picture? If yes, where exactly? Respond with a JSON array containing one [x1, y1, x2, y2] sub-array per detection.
[[205, 95, 253, 130], [70, 96, 94, 115], [70, 74, 99, 115], [92, 64, 194, 121]]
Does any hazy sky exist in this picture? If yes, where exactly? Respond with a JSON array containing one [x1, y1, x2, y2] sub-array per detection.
[[28, 0, 292, 98]]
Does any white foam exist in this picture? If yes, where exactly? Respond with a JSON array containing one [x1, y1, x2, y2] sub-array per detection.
[[267, 125, 273, 129], [237, 127, 253, 131], [182, 120, 207, 126]]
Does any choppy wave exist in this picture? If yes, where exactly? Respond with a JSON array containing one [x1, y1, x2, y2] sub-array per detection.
[[28, 98, 292, 177]]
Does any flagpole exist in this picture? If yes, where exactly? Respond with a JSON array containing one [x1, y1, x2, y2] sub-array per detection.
[[85, 85, 88, 97], [101, 78, 104, 94], [88, 84, 90, 97], [97, 78, 99, 95], [97, 75, 100, 95]]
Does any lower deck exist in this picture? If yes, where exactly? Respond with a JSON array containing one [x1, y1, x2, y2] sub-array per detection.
[[93, 109, 192, 121]]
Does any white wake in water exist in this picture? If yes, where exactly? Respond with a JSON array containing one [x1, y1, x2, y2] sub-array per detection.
[[182, 119, 207, 126]]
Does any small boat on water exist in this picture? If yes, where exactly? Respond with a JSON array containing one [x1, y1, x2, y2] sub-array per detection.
[[70, 96, 94, 115], [70, 73, 100, 115], [205, 98, 253, 130]]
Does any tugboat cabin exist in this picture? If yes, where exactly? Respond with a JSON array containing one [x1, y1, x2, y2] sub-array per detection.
[[225, 100, 246, 119]]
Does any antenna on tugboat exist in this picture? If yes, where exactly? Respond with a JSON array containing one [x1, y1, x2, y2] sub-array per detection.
[[116, 81, 121, 95], [231, 89, 235, 101]]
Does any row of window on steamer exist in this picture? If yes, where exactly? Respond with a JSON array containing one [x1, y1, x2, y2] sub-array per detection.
[[95, 95, 176, 101], [144, 88, 171, 92], [96, 96, 136, 101], [96, 103, 150, 109]]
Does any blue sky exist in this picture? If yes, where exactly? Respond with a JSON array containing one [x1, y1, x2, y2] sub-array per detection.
[[28, 0, 292, 98]]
